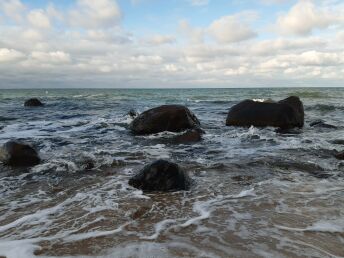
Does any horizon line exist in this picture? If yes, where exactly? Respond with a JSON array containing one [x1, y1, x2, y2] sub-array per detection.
[[1, 86, 344, 90]]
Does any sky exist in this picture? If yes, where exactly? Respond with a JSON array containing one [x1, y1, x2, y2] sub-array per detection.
[[0, 0, 343, 88]]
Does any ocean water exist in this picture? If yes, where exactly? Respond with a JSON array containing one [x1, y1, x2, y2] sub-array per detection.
[[0, 88, 343, 258]]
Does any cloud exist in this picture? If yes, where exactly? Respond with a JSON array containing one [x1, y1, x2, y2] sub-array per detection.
[[1, 0, 26, 23], [251, 37, 326, 55], [27, 9, 51, 29], [30, 51, 71, 64], [276, 0, 336, 36], [144, 35, 176, 45], [69, 0, 121, 29], [0, 48, 25, 63], [207, 15, 257, 43], [179, 20, 205, 44], [0, 0, 343, 88]]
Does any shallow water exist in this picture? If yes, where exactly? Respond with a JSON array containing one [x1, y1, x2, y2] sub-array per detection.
[[0, 88, 343, 258]]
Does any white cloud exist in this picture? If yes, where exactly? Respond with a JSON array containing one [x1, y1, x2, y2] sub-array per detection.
[[179, 20, 205, 44], [252, 37, 326, 55], [30, 51, 71, 64], [27, 9, 51, 29], [144, 35, 176, 45], [1, 0, 26, 22], [276, 0, 336, 36], [208, 15, 256, 43], [69, 0, 121, 29], [0, 48, 25, 63], [0, 0, 343, 88]]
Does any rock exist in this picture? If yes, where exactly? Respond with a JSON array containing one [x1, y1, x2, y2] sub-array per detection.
[[24, 98, 44, 107], [82, 160, 95, 170], [130, 105, 200, 135], [174, 128, 204, 144], [128, 109, 139, 118], [128, 160, 191, 192], [330, 139, 344, 145], [309, 120, 337, 129], [275, 128, 303, 134], [335, 151, 344, 160], [0, 141, 41, 167], [226, 96, 304, 129]]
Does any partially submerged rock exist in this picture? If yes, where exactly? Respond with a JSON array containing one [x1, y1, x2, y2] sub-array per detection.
[[24, 98, 44, 107], [174, 128, 204, 144], [128, 109, 139, 118], [226, 96, 304, 129], [0, 141, 41, 167], [335, 151, 344, 160], [128, 160, 191, 192], [330, 139, 344, 145], [130, 105, 200, 135], [309, 120, 337, 129]]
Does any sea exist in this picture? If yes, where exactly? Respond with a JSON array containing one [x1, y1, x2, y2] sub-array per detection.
[[0, 88, 343, 258]]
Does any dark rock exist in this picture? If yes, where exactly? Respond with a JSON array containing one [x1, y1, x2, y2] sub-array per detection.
[[330, 139, 344, 145], [335, 151, 344, 160], [174, 128, 204, 144], [231, 175, 254, 182], [130, 105, 200, 135], [128, 160, 191, 192], [309, 120, 337, 129], [24, 98, 44, 107], [128, 109, 139, 118], [226, 96, 304, 129], [0, 141, 41, 167], [275, 128, 303, 134], [83, 160, 95, 170]]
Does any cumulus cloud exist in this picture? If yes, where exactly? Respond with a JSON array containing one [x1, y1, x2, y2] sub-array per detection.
[[144, 35, 176, 45], [30, 51, 71, 64], [0, 48, 25, 63], [27, 9, 51, 29], [69, 0, 122, 29], [276, 0, 336, 36], [208, 15, 257, 43], [179, 20, 205, 44], [0, 0, 343, 88], [0, 0, 26, 22]]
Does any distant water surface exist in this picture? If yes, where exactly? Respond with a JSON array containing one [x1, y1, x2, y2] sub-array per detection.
[[0, 88, 343, 257]]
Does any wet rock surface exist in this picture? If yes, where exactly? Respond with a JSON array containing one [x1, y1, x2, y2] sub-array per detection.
[[226, 96, 304, 129], [335, 151, 344, 160], [173, 128, 204, 144], [128, 160, 191, 192], [130, 105, 200, 135], [24, 98, 44, 107], [309, 119, 337, 129], [0, 141, 41, 167]]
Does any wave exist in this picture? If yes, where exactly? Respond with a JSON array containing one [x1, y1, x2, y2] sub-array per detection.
[[305, 104, 342, 112], [288, 90, 325, 99], [0, 116, 16, 122]]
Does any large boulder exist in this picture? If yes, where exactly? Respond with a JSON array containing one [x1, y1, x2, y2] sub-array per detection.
[[24, 98, 44, 107], [128, 160, 191, 192], [0, 141, 41, 167], [130, 105, 200, 135], [226, 96, 304, 129]]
